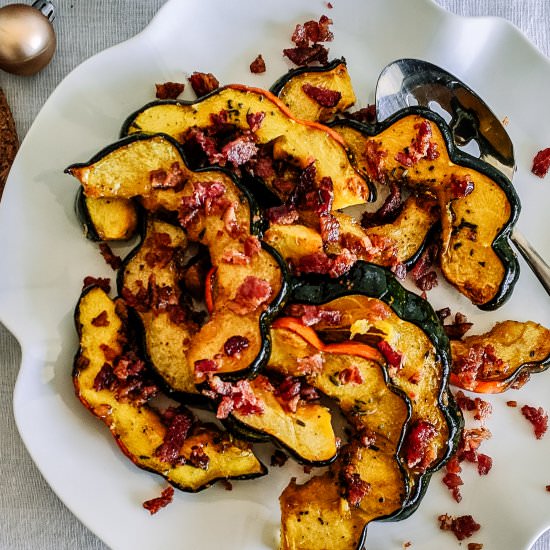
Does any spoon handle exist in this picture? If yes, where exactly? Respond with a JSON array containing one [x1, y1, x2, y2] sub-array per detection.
[[510, 229, 550, 296]]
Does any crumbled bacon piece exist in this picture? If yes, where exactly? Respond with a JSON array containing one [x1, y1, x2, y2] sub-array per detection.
[[442, 471, 463, 503], [467, 544, 483, 550], [438, 514, 481, 541], [149, 162, 186, 190], [142, 486, 174, 515], [302, 83, 341, 108], [453, 343, 506, 390], [154, 407, 193, 465], [83, 276, 111, 292], [155, 81, 185, 99], [224, 335, 250, 358], [98, 243, 122, 270], [188, 444, 210, 469], [285, 304, 342, 327], [91, 310, 109, 327], [454, 391, 492, 422], [283, 44, 329, 66], [346, 104, 376, 124], [93, 363, 116, 392], [521, 405, 548, 439], [506, 400, 517, 408], [546, 485, 550, 492], [194, 359, 219, 375], [338, 366, 364, 385], [296, 353, 324, 376], [377, 341, 403, 372], [340, 462, 370, 507], [249, 54, 266, 74], [291, 14, 333, 46], [409, 243, 439, 292], [477, 453, 493, 475], [204, 376, 264, 419], [275, 375, 320, 413], [449, 173, 474, 199], [246, 111, 266, 132], [228, 276, 272, 315], [319, 212, 340, 243], [265, 204, 299, 225], [442, 311, 473, 340], [100, 343, 119, 362], [403, 420, 437, 471], [363, 140, 388, 182], [221, 135, 258, 167], [361, 181, 401, 227], [293, 249, 356, 278], [188, 72, 219, 97], [144, 232, 175, 268], [395, 120, 439, 166], [532, 147, 550, 178], [178, 180, 227, 228]]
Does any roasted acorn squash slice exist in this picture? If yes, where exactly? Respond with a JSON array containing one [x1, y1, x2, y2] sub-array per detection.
[[332, 110, 520, 309], [67, 133, 289, 382], [270, 58, 356, 123], [73, 285, 266, 492], [120, 85, 371, 208], [450, 320, 550, 393]]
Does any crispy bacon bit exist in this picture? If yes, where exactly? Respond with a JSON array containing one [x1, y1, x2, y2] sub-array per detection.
[[453, 343, 507, 390], [467, 544, 483, 550], [409, 243, 439, 292], [403, 420, 437, 472], [149, 162, 186, 190], [275, 375, 320, 413], [403, 543, 412, 549], [442, 311, 473, 340], [546, 485, 550, 492], [450, 173, 474, 199], [144, 232, 175, 268], [270, 449, 289, 467], [224, 335, 250, 357], [294, 249, 356, 278], [291, 15, 334, 46], [178, 180, 227, 228], [477, 453, 492, 475], [532, 147, 550, 178], [93, 363, 115, 391], [510, 370, 531, 390], [220, 479, 233, 491], [83, 276, 111, 292], [142, 486, 174, 515], [296, 353, 324, 376], [246, 111, 266, 132], [205, 375, 264, 419], [377, 341, 403, 372], [438, 514, 481, 541], [338, 366, 364, 385], [357, 428, 377, 448], [363, 140, 388, 182], [91, 310, 109, 327], [362, 181, 401, 227], [284, 43, 329, 67], [346, 104, 376, 124], [442, 471, 463, 503], [100, 343, 119, 362], [506, 400, 518, 408], [395, 120, 439, 167], [340, 462, 371, 507], [454, 391, 493, 422], [243, 235, 261, 257], [286, 304, 342, 327], [228, 276, 272, 315], [265, 204, 299, 225], [155, 81, 185, 99], [319, 212, 340, 243], [221, 237, 259, 265], [221, 135, 258, 167], [521, 405, 548, 439], [188, 444, 210, 470], [194, 359, 219, 375], [249, 54, 266, 74], [154, 407, 193, 464], [98, 243, 122, 270], [302, 83, 341, 108], [188, 71, 219, 97]]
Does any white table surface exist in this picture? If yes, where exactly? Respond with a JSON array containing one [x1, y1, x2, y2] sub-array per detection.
[[1, 1, 549, 548]]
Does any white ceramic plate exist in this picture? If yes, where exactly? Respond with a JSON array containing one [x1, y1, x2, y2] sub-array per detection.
[[2, 0, 550, 548]]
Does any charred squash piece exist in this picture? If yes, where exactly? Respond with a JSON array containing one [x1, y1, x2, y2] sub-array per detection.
[[73, 285, 266, 492], [225, 374, 338, 465], [120, 85, 372, 208], [66, 134, 289, 382], [332, 110, 520, 309], [75, 188, 138, 241], [450, 320, 550, 393], [289, 261, 462, 520], [263, 195, 438, 270], [118, 217, 201, 398], [270, 58, 356, 123]]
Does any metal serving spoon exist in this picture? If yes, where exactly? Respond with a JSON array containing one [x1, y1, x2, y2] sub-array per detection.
[[375, 58, 550, 296]]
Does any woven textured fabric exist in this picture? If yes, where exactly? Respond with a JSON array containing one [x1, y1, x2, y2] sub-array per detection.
[[0, 1, 549, 548]]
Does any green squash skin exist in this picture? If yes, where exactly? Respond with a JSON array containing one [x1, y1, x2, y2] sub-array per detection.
[[331, 106, 521, 311], [289, 260, 464, 523]]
